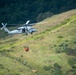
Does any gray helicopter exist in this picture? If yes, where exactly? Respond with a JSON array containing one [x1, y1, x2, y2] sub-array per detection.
[[1, 20, 37, 35]]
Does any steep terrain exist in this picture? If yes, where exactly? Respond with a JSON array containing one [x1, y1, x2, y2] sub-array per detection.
[[0, 9, 76, 75]]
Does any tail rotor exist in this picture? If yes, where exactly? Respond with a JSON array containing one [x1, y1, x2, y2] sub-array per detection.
[[1, 23, 7, 30]]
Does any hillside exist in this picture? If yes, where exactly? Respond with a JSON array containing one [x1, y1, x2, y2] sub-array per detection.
[[0, 9, 76, 75]]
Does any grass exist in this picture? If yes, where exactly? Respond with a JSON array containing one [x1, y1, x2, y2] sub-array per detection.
[[0, 9, 76, 75]]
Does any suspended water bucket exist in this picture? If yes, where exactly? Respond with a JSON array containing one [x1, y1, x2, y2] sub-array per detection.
[[24, 46, 29, 52]]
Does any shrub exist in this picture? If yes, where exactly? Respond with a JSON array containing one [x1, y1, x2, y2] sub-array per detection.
[[73, 41, 76, 44], [0, 50, 6, 56], [54, 45, 57, 47], [59, 43, 68, 47], [65, 40, 68, 42], [53, 70, 64, 75], [23, 60, 27, 65], [53, 63, 64, 75], [61, 19, 70, 25], [57, 35, 63, 38], [58, 43, 68, 50], [0, 64, 4, 69], [68, 57, 76, 67], [72, 65, 76, 69], [74, 72, 76, 75], [54, 63, 62, 70], [55, 47, 64, 53], [66, 69, 74, 75], [43, 65, 52, 71], [65, 48, 76, 56]]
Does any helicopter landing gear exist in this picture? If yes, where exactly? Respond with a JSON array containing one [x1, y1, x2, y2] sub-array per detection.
[[31, 32, 33, 34]]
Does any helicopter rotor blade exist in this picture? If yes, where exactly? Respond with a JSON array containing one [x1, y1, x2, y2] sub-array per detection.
[[25, 20, 30, 25], [5, 21, 47, 27]]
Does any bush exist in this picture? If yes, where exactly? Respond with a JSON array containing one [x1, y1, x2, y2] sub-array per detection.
[[55, 47, 64, 53], [54, 45, 57, 47], [54, 63, 62, 70], [23, 60, 27, 65], [59, 43, 68, 47], [58, 43, 68, 50], [0, 64, 4, 69], [74, 72, 76, 75], [66, 69, 74, 75], [72, 65, 76, 69], [68, 57, 76, 72], [73, 41, 76, 44], [53, 63, 64, 75], [68, 58, 76, 66], [65, 40, 68, 42], [57, 35, 63, 38], [43, 65, 52, 71], [65, 48, 76, 56], [53, 70, 64, 75], [37, 12, 53, 22]]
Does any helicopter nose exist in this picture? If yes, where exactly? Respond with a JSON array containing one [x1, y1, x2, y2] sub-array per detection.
[[33, 28, 36, 31], [29, 28, 37, 32]]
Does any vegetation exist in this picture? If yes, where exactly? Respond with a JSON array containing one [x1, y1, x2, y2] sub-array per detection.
[[0, 9, 76, 75]]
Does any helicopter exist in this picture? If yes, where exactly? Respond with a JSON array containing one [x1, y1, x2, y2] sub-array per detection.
[[1, 20, 37, 35]]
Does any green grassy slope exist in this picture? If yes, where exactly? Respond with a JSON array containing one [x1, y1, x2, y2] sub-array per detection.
[[0, 9, 76, 75]]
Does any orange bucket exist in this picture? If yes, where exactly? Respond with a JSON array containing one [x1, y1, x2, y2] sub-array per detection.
[[24, 47, 29, 52]]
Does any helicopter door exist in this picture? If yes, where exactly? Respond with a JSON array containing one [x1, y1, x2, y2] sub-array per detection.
[[22, 28, 25, 33], [22, 28, 28, 35]]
